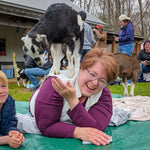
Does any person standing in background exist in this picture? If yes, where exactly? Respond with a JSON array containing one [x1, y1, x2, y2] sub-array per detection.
[[79, 11, 96, 61], [115, 14, 134, 56], [93, 24, 107, 48]]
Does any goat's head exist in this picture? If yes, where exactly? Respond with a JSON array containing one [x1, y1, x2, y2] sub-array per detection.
[[21, 34, 48, 66]]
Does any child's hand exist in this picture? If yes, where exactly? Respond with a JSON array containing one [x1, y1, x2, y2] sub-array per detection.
[[12, 132, 25, 143], [9, 130, 18, 137], [8, 130, 25, 148], [8, 135, 21, 149]]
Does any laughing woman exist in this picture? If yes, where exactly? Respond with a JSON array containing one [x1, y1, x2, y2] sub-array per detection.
[[30, 48, 119, 146]]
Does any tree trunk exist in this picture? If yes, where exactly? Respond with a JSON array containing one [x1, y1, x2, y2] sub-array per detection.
[[138, 0, 144, 36]]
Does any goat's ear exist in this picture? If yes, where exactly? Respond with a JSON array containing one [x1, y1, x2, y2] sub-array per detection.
[[21, 37, 25, 42], [36, 34, 47, 42]]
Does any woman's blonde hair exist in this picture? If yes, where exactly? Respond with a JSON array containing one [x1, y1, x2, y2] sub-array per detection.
[[80, 48, 119, 83], [0, 70, 8, 85]]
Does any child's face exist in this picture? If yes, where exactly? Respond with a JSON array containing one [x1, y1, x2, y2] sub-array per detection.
[[0, 81, 9, 104]]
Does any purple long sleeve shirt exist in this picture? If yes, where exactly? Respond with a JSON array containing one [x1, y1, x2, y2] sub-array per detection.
[[34, 76, 112, 138]]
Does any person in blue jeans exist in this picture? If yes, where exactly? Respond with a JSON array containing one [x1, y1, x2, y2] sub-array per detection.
[[137, 40, 150, 81], [79, 11, 96, 61], [25, 51, 53, 91], [115, 14, 134, 56]]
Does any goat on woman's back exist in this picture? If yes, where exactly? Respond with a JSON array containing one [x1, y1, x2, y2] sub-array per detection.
[[21, 3, 84, 78]]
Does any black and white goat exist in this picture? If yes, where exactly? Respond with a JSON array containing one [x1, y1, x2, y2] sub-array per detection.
[[16, 68, 29, 88], [114, 53, 141, 96], [21, 3, 84, 78]]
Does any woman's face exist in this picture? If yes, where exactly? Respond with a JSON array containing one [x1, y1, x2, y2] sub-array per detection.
[[78, 61, 107, 97], [120, 21, 126, 27], [0, 81, 8, 105], [145, 42, 150, 52]]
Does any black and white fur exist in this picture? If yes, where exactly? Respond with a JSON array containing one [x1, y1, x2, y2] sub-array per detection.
[[16, 68, 29, 88], [21, 3, 84, 78]]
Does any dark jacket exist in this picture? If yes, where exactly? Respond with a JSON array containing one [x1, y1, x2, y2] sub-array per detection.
[[119, 22, 134, 46], [42, 59, 53, 69], [24, 55, 52, 70], [24, 55, 38, 68], [137, 49, 150, 67], [0, 95, 19, 136]]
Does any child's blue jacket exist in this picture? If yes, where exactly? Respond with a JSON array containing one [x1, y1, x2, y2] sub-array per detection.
[[0, 95, 19, 136]]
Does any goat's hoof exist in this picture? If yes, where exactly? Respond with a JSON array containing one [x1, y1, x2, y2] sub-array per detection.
[[50, 68, 60, 75], [68, 68, 75, 78], [68, 71, 75, 78], [50, 68, 54, 75], [56, 72, 60, 75], [124, 93, 129, 97], [68, 73, 74, 78]]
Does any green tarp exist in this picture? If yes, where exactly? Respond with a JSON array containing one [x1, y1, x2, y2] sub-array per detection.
[[1, 95, 150, 150]]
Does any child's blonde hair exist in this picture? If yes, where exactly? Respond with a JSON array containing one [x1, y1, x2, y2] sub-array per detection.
[[0, 70, 8, 85]]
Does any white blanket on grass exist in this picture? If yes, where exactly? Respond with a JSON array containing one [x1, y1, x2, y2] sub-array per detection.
[[112, 96, 150, 121]]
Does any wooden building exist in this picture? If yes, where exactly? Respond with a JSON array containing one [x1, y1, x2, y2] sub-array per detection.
[[0, 0, 144, 70]]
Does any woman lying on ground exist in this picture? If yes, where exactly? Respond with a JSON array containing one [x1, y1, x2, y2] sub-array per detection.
[[30, 48, 119, 146], [0, 70, 24, 149]]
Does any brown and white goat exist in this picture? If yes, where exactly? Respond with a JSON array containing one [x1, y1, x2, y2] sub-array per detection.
[[114, 53, 141, 96]]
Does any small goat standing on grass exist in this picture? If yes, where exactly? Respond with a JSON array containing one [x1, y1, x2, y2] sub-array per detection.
[[114, 53, 141, 96], [16, 68, 29, 88]]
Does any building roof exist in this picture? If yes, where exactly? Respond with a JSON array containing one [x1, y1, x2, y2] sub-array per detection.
[[0, 0, 106, 26], [0, 0, 144, 42]]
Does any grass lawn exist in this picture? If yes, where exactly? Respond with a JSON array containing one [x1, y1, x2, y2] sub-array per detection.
[[108, 82, 150, 97], [9, 84, 33, 101], [9, 81, 150, 101]]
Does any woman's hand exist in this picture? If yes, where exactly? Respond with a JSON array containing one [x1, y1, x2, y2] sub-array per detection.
[[141, 60, 148, 66], [52, 78, 79, 110], [8, 131, 24, 148], [73, 127, 111, 146]]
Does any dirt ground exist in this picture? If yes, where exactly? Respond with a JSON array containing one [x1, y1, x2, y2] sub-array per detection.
[[18, 87, 30, 93], [8, 78, 18, 84], [8, 78, 31, 92]]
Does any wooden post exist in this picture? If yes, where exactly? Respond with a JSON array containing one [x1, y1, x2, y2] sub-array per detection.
[[13, 52, 18, 78], [135, 42, 139, 56], [112, 40, 116, 53]]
